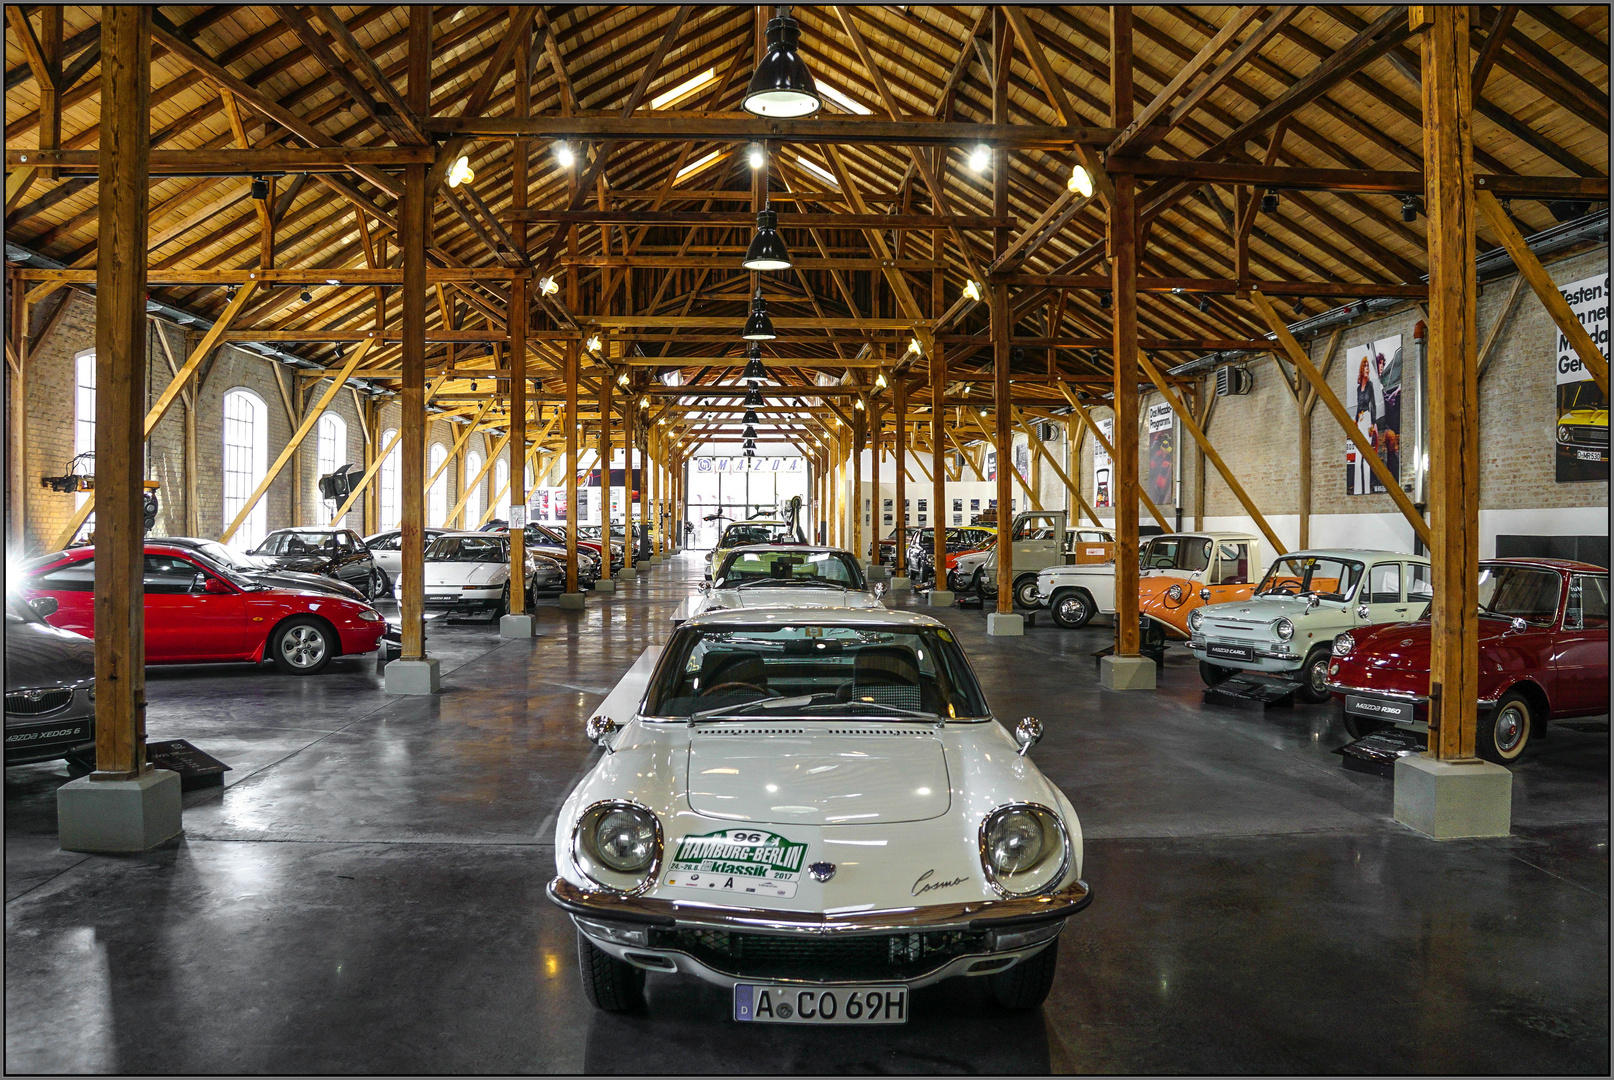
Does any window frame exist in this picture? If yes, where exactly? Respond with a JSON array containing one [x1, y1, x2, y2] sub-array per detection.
[[221, 387, 271, 550]]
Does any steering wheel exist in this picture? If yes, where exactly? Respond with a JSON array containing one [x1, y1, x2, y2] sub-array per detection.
[[1267, 584, 1300, 595], [698, 681, 779, 699]]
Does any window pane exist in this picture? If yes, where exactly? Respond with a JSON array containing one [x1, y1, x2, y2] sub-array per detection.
[[464, 451, 483, 526], [222, 390, 268, 550], [36, 558, 96, 591], [379, 429, 399, 530], [1407, 563, 1434, 600], [428, 444, 448, 527], [1368, 563, 1401, 604]]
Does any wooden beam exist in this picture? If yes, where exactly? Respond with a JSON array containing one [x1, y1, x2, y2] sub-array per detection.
[[1476, 273, 1525, 382], [273, 5, 422, 146], [1014, 407, 1102, 527], [1107, 6, 1267, 156], [1122, 157, 1609, 200], [309, 5, 428, 143], [425, 399, 496, 490], [426, 115, 1118, 147]]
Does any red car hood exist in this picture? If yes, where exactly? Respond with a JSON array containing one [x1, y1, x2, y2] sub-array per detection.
[[1336, 616, 1522, 689]]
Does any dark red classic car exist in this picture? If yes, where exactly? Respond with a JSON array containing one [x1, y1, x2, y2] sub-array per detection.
[[1325, 558, 1609, 762], [21, 542, 386, 675]]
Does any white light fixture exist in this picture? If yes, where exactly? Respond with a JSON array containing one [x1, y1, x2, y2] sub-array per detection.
[[538, 276, 559, 297], [675, 149, 724, 181], [854, 398, 865, 410], [817, 81, 872, 115], [874, 372, 888, 389], [651, 67, 717, 110], [640, 395, 651, 408], [586, 334, 602, 352], [555, 141, 575, 168], [617, 370, 630, 386], [968, 144, 990, 172], [794, 153, 838, 187], [446, 155, 475, 188], [962, 279, 983, 302], [1067, 163, 1094, 197], [747, 143, 766, 170], [906, 337, 922, 356]]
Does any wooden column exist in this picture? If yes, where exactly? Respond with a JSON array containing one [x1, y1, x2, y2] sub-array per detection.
[[623, 394, 636, 571], [597, 370, 612, 583], [1110, 171, 1141, 656], [852, 407, 865, 562], [507, 273, 527, 613], [868, 402, 882, 566], [398, 5, 429, 661], [894, 379, 907, 577], [91, 4, 150, 777], [6, 275, 25, 549], [932, 342, 947, 578], [1421, 4, 1480, 761], [992, 285, 1014, 613], [564, 340, 579, 592], [638, 407, 649, 560]]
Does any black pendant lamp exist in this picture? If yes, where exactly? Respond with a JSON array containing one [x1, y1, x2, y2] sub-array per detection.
[[742, 203, 792, 271], [742, 288, 776, 341], [742, 425, 758, 440], [743, 439, 758, 450], [745, 448, 756, 458], [742, 7, 821, 118], [742, 409, 760, 425], [744, 386, 765, 407], [741, 343, 770, 383]]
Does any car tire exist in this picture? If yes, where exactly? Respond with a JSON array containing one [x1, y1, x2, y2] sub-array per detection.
[[1342, 713, 1390, 740], [64, 747, 95, 777], [1478, 690, 1534, 764], [1013, 575, 1042, 610], [1198, 660, 1233, 686], [990, 939, 1058, 1011], [577, 931, 645, 1012], [1051, 590, 1094, 629], [270, 616, 335, 675], [972, 567, 998, 599], [1297, 647, 1333, 704], [367, 567, 390, 600]]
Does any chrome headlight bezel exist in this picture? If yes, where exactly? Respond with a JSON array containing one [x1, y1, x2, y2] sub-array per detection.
[[1333, 632, 1355, 658], [571, 800, 663, 895], [1271, 617, 1295, 641], [1188, 608, 1205, 633], [1166, 583, 1184, 602], [978, 803, 1072, 899]]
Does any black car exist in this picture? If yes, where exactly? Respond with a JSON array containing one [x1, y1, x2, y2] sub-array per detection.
[[155, 537, 368, 601], [248, 528, 384, 599], [5, 594, 96, 771]]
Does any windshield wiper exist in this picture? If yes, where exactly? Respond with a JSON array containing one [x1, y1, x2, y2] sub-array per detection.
[[796, 700, 940, 721], [688, 695, 816, 722]]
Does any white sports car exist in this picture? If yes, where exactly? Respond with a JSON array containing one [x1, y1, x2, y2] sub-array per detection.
[[549, 607, 1091, 1022], [396, 531, 561, 617], [674, 545, 884, 624]]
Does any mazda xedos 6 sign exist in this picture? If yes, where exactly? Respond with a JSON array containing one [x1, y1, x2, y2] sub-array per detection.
[[547, 607, 1091, 1023]]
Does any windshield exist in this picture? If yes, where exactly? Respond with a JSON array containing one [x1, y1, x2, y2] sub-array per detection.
[[6, 594, 43, 624], [171, 547, 259, 590], [715, 549, 865, 589], [192, 540, 255, 569], [1257, 556, 1365, 602], [644, 623, 990, 721], [1141, 536, 1212, 572], [721, 523, 800, 547], [257, 530, 342, 555], [1478, 565, 1561, 624], [425, 535, 507, 562]]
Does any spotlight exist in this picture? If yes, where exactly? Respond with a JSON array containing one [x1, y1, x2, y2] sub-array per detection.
[[1067, 163, 1094, 197], [742, 288, 776, 340], [742, 202, 792, 271], [250, 175, 268, 200], [907, 337, 922, 356], [586, 335, 602, 353], [225, 284, 238, 299], [300, 289, 313, 303], [747, 143, 766, 170], [962, 280, 983, 303], [874, 372, 887, 389], [334, 343, 344, 359], [538, 276, 559, 297], [617, 370, 629, 387], [742, 409, 760, 425], [968, 144, 990, 172], [1261, 191, 1279, 213], [742, 6, 822, 118], [640, 395, 650, 408], [1197, 296, 1211, 313], [446, 155, 475, 188], [853, 398, 864, 411], [1099, 291, 1112, 309], [1400, 195, 1421, 222], [744, 387, 765, 407], [471, 381, 478, 392], [556, 141, 575, 168]]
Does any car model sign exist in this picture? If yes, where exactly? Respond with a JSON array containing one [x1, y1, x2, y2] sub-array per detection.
[[663, 828, 808, 898]]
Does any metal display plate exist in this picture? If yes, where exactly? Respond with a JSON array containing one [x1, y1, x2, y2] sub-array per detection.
[[734, 983, 908, 1024], [1205, 642, 1255, 662], [1344, 694, 1415, 725]]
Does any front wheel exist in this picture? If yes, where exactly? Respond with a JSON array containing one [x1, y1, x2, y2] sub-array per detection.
[[367, 567, 390, 600], [1479, 690, 1534, 763], [270, 616, 335, 675], [1297, 647, 1333, 704], [577, 932, 645, 1012], [1051, 590, 1093, 629], [1199, 660, 1233, 686], [973, 567, 998, 599], [990, 939, 1058, 1010], [1013, 575, 1042, 610]]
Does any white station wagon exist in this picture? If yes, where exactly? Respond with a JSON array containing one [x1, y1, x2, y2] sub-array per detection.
[[549, 607, 1091, 1022], [674, 545, 884, 624], [1187, 548, 1431, 702]]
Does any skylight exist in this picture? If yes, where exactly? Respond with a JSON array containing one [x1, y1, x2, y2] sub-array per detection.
[[651, 68, 717, 110], [675, 149, 725, 181], [817, 82, 873, 115], [794, 154, 838, 187]]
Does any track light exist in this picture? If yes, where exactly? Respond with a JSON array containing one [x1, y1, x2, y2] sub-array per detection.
[[300, 289, 313, 303], [471, 381, 478, 393], [1261, 191, 1279, 213], [962, 280, 983, 303], [556, 141, 575, 168], [968, 144, 990, 172], [586, 335, 602, 353], [747, 143, 766, 169], [1400, 195, 1421, 222], [742, 202, 792, 271], [617, 370, 629, 386], [1067, 164, 1094, 197], [874, 372, 888, 389], [447, 155, 475, 188], [1197, 296, 1212, 313], [744, 386, 765, 407], [853, 398, 864, 411], [742, 288, 776, 340], [640, 395, 650, 409], [742, 409, 760, 425], [334, 343, 344, 359], [1099, 291, 1112, 309], [225, 284, 238, 299], [250, 175, 268, 200], [538, 276, 559, 297], [742, 6, 821, 118]]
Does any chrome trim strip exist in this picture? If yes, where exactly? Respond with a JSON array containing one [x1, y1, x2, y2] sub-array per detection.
[[977, 803, 1073, 900], [569, 800, 664, 897], [1324, 682, 1427, 704]]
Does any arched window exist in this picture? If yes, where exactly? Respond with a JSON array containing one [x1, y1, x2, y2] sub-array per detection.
[[494, 458, 511, 520], [464, 449, 483, 526], [222, 388, 269, 550], [378, 428, 400, 530], [428, 443, 448, 527], [315, 412, 348, 522], [73, 350, 96, 521]]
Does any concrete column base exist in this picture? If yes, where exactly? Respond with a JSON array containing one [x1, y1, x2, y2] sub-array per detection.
[[58, 769, 183, 853], [890, 576, 912, 592], [986, 612, 1024, 636], [593, 579, 616, 593], [618, 566, 637, 579], [1100, 654, 1157, 690], [1394, 753, 1512, 839], [499, 614, 537, 639], [650, 555, 664, 565], [928, 590, 955, 606], [385, 658, 441, 695], [558, 593, 586, 610]]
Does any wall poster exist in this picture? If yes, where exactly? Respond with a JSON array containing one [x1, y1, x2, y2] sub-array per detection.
[[1093, 418, 1114, 508], [1555, 273, 1609, 483], [1145, 402, 1175, 508], [1344, 333, 1402, 495], [1014, 445, 1029, 480]]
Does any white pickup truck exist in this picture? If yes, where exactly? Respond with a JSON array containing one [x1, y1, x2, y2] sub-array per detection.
[[949, 511, 1094, 608], [1034, 531, 1264, 629]]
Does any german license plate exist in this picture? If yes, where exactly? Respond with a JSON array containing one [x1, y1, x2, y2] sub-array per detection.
[[1206, 642, 1254, 662], [734, 983, 908, 1024], [1345, 694, 1414, 725]]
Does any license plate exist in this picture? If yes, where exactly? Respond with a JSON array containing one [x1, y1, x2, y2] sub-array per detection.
[[734, 983, 908, 1024], [1345, 694, 1415, 724], [1206, 642, 1254, 662]]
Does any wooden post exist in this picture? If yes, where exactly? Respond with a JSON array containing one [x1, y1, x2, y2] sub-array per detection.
[[398, 165, 427, 661], [564, 340, 579, 592], [1423, 5, 1480, 761], [91, 4, 150, 777], [852, 406, 865, 563], [597, 368, 612, 584], [623, 393, 636, 571], [640, 413, 650, 560], [932, 342, 947, 580], [508, 272, 527, 614], [1111, 171, 1141, 656], [894, 378, 907, 577], [6, 274, 25, 550], [992, 285, 1014, 613]]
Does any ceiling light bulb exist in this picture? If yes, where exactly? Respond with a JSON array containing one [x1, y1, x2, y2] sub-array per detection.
[[640, 396, 650, 408], [617, 371, 630, 386], [968, 144, 990, 172], [586, 335, 602, 352], [447, 155, 475, 188], [556, 141, 575, 168], [747, 143, 766, 169], [742, 203, 792, 271], [538, 275, 559, 297], [963, 280, 983, 303], [874, 372, 888, 389], [979, 408, 988, 417], [1068, 163, 1094, 197], [854, 398, 864, 411], [742, 6, 822, 118], [907, 337, 922, 356]]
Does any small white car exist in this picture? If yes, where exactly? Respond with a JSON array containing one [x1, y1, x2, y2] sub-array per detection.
[[549, 607, 1091, 1020], [396, 531, 562, 618], [705, 519, 807, 579], [675, 545, 884, 624], [951, 511, 1070, 609], [1036, 531, 1264, 630], [1187, 548, 1431, 702]]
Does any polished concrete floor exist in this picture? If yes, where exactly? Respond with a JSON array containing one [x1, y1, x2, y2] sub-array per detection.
[[6, 553, 1608, 1073]]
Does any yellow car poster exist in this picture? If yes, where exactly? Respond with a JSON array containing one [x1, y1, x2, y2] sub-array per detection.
[[1556, 273, 1609, 483]]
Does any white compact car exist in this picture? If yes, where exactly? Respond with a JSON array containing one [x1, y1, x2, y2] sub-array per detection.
[[549, 607, 1091, 1021], [674, 545, 884, 624], [396, 531, 562, 618], [1036, 531, 1264, 630], [1187, 548, 1431, 702]]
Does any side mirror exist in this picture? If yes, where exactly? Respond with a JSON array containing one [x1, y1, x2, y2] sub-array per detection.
[[1355, 603, 1370, 620], [1509, 616, 1527, 633], [1014, 717, 1043, 757], [29, 596, 58, 619], [872, 582, 886, 601], [1199, 588, 1211, 602], [585, 714, 620, 752], [204, 576, 234, 595]]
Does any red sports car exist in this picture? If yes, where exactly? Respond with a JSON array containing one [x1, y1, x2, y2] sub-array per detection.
[[21, 542, 386, 675], [1326, 558, 1609, 762]]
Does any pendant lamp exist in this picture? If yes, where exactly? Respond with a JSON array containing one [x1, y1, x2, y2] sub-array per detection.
[[742, 203, 792, 271], [742, 288, 776, 340], [743, 439, 757, 450], [741, 343, 770, 383], [742, 409, 760, 425], [742, 425, 758, 440], [744, 386, 765, 407], [742, 7, 821, 118]]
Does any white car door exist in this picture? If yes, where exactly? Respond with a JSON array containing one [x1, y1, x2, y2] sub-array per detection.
[[1359, 561, 1406, 625]]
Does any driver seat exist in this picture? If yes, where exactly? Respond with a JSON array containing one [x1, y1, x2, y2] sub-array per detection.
[[851, 646, 923, 710], [697, 651, 766, 695]]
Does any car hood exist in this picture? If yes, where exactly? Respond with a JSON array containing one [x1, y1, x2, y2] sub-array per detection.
[[705, 588, 879, 611], [248, 569, 362, 598], [954, 550, 990, 571], [6, 617, 96, 689], [424, 562, 508, 587], [1345, 617, 1525, 674], [1204, 594, 1347, 625]]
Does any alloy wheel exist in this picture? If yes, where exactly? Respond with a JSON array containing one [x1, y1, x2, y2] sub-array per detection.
[[281, 625, 328, 669]]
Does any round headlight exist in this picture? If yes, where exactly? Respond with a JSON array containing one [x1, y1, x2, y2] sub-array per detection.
[[1188, 608, 1204, 633], [1558, 426, 1571, 443], [1272, 617, 1295, 641], [1167, 583, 1183, 602], [979, 804, 1069, 897], [574, 801, 663, 892], [1333, 632, 1355, 657]]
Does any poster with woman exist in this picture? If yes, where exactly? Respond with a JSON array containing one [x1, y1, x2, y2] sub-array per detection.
[[1093, 418, 1114, 508], [1145, 402, 1175, 508], [1344, 335, 1402, 494]]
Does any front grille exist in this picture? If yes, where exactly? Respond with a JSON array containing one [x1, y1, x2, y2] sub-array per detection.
[[1565, 425, 1609, 447], [650, 928, 989, 981], [5, 689, 73, 716]]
